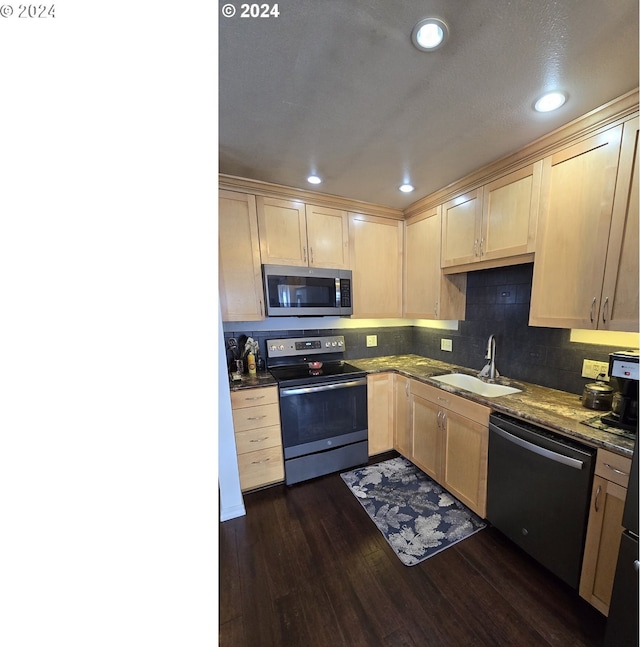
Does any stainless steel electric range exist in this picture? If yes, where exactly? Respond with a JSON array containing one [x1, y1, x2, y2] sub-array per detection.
[[267, 335, 368, 485]]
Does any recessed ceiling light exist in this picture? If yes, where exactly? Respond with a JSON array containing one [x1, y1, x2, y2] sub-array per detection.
[[399, 183, 415, 193], [411, 18, 449, 51], [534, 91, 567, 113], [307, 175, 322, 185]]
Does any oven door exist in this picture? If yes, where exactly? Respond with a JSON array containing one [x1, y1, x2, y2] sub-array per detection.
[[279, 377, 368, 458]]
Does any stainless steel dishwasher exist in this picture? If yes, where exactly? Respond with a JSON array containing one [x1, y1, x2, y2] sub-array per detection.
[[487, 412, 596, 590]]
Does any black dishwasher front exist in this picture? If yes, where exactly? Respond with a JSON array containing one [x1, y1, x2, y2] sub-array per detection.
[[487, 413, 596, 590]]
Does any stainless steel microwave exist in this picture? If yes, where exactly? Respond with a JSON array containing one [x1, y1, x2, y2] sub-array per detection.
[[262, 264, 353, 317]]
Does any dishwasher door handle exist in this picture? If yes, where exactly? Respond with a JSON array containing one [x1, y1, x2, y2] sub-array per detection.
[[489, 423, 586, 470]]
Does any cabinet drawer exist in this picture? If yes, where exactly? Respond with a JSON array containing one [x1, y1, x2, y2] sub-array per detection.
[[411, 379, 490, 425], [237, 446, 285, 491], [232, 402, 280, 432], [230, 386, 279, 409], [595, 449, 632, 488], [235, 425, 282, 455]]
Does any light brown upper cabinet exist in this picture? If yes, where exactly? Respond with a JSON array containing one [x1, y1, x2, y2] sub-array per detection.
[[348, 212, 403, 318], [441, 188, 483, 268], [404, 205, 466, 320], [600, 116, 639, 331], [530, 120, 638, 331], [441, 162, 542, 272], [219, 190, 264, 321], [256, 196, 349, 269]]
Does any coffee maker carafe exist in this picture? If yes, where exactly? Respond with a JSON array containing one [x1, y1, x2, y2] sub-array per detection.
[[601, 350, 639, 433]]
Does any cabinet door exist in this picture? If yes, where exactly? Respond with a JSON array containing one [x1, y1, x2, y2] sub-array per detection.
[[601, 117, 639, 332], [305, 204, 350, 269], [410, 394, 441, 481], [405, 207, 441, 318], [393, 374, 411, 458], [441, 189, 483, 268], [529, 126, 623, 328], [579, 476, 627, 615], [367, 373, 394, 456], [349, 213, 403, 318], [256, 196, 308, 266], [441, 409, 488, 518], [219, 190, 264, 321], [405, 206, 466, 319], [481, 161, 542, 262]]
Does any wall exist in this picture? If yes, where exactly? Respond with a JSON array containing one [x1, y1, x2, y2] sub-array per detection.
[[218, 310, 246, 521], [223, 264, 638, 395]]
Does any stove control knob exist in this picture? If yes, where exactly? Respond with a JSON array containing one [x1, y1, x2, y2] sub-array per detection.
[[337, 340, 343, 347], [331, 341, 337, 347], [279, 344, 284, 351], [325, 342, 331, 347]]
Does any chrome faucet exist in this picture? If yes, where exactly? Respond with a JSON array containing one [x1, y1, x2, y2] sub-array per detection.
[[478, 334, 499, 380]]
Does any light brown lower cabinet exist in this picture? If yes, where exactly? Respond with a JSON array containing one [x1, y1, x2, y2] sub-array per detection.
[[393, 374, 412, 457], [367, 373, 395, 455], [230, 386, 285, 492], [407, 380, 490, 518], [579, 449, 632, 615]]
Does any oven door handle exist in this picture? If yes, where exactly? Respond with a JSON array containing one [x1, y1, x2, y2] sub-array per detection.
[[489, 423, 586, 470], [280, 378, 367, 397]]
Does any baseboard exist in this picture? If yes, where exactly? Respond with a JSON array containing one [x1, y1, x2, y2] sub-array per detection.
[[220, 503, 246, 522]]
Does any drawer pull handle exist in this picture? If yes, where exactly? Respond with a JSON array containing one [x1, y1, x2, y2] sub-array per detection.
[[249, 437, 270, 443], [594, 484, 602, 513], [603, 463, 629, 477], [437, 397, 449, 404], [245, 396, 266, 401], [251, 458, 271, 465], [247, 415, 267, 421]]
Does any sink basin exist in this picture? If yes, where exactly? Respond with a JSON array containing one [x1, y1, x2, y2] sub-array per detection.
[[430, 373, 522, 398]]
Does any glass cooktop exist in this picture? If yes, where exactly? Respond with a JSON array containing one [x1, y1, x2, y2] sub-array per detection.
[[269, 361, 365, 387]]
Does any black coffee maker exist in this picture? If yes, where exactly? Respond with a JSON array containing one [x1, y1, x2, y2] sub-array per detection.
[[601, 350, 639, 433]]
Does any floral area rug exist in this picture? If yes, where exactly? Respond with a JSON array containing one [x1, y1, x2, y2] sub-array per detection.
[[341, 456, 486, 566]]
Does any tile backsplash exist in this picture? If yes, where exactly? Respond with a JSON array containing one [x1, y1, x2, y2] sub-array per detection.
[[224, 263, 636, 395]]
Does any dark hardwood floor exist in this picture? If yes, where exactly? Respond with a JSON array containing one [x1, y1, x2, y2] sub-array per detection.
[[219, 453, 606, 646]]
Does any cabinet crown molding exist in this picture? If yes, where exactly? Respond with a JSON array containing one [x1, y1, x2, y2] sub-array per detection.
[[403, 89, 639, 219], [218, 174, 404, 220]]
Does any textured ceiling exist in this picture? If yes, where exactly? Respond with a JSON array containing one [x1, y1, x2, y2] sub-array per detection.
[[219, 0, 639, 209]]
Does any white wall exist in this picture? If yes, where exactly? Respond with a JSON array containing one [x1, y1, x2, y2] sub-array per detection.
[[218, 311, 245, 521]]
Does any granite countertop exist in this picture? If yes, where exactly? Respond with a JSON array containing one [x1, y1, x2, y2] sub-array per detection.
[[349, 354, 635, 458], [228, 371, 277, 391]]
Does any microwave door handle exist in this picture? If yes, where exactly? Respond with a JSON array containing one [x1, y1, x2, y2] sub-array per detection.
[[335, 278, 341, 308]]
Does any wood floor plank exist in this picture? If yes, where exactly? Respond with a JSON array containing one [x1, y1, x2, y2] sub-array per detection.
[[455, 528, 605, 646], [219, 457, 606, 647], [218, 524, 241, 625]]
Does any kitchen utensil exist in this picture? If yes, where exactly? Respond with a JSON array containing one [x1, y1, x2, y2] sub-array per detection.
[[582, 379, 614, 410]]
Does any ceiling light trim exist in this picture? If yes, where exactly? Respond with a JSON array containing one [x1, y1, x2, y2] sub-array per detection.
[[411, 18, 449, 51], [534, 91, 567, 113]]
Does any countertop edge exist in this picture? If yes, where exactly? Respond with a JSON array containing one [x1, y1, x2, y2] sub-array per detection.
[[350, 355, 635, 458]]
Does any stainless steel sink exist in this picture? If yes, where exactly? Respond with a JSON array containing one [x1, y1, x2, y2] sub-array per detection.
[[430, 373, 522, 398]]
